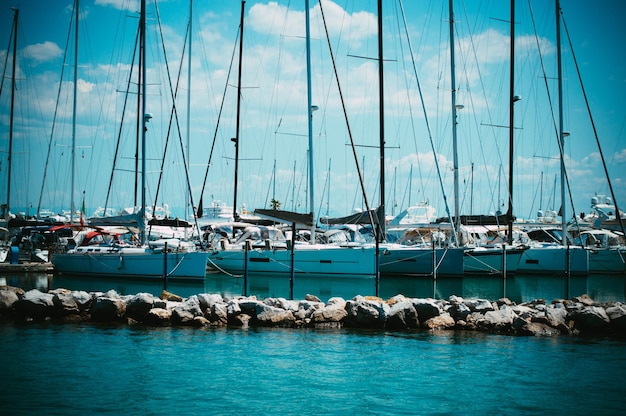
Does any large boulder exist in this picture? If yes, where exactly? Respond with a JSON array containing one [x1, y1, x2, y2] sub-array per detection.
[[573, 306, 611, 333], [197, 293, 224, 313], [209, 303, 228, 326], [0, 286, 23, 312], [516, 321, 562, 336], [52, 291, 80, 316], [386, 300, 419, 330], [606, 303, 626, 332], [293, 300, 324, 322], [171, 295, 203, 325], [411, 298, 441, 322], [13, 289, 55, 320], [143, 308, 172, 326], [254, 303, 296, 327], [125, 293, 155, 321], [423, 312, 455, 330], [478, 306, 517, 332], [91, 296, 126, 322], [311, 302, 347, 328], [344, 296, 388, 329]]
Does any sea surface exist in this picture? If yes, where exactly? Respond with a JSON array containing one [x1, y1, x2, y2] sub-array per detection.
[[2, 272, 626, 415]]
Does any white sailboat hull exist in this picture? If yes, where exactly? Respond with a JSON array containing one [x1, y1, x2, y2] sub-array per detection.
[[379, 245, 465, 276], [207, 244, 377, 278], [52, 247, 208, 279], [516, 245, 589, 275], [587, 248, 626, 274], [463, 246, 526, 274]]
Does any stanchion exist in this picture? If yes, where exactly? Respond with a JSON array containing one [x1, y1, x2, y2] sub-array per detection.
[[163, 242, 168, 291], [243, 240, 250, 297], [289, 222, 295, 300], [432, 233, 437, 298], [502, 245, 507, 298]]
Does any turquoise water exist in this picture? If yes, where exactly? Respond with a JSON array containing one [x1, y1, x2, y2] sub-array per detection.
[[1, 323, 625, 415], [2, 273, 626, 414]]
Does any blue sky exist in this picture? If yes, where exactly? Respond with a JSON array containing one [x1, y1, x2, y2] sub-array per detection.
[[1, 0, 625, 223]]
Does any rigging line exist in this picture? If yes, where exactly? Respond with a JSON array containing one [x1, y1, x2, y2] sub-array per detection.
[[392, 2, 427, 202], [153, 1, 205, 245], [318, 0, 379, 236], [104, 26, 140, 214], [37, 1, 74, 216], [561, 9, 625, 237], [530, 0, 580, 235], [198, 29, 239, 212], [0, 16, 14, 99], [459, 0, 505, 214], [150, 3, 188, 229], [398, 0, 458, 240]]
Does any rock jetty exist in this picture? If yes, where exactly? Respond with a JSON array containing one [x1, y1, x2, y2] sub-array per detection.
[[1, 286, 625, 337]]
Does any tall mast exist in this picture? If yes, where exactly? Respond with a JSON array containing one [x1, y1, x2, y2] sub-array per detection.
[[449, 0, 459, 233], [507, 0, 515, 245], [305, 0, 315, 242], [71, 0, 79, 224], [556, 0, 567, 244], [185, 0, 193, 222], [6, 8, 18, 218], [232, 0, 245, 223], [377, 0, 385, 241], [139, 0, 147, 243]]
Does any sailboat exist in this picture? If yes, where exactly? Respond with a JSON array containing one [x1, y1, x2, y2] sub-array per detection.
[[514, 0, 588, 275], [448, 0, 528, 275], [0, 7, 19, 262], [205, 0, 377, 279], [313, 0, 467, 278], [51, 0, 208, 279]]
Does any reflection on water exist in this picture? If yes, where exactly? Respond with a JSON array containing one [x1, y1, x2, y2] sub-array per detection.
[[1, 271, 624, 303]]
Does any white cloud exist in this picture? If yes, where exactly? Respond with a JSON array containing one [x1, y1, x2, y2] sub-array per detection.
[[95, 0, 139, 11], [247, 1, 377, 43], [23, 41, 62, 63]]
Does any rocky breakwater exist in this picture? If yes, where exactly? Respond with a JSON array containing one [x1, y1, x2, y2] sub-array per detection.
[[1, 286, 625, 337]]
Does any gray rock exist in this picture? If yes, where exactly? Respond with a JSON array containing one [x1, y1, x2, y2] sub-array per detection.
[[126, 293, 155, 321], [448, 302, 471, 321], [197, 293, 224, 312], [572, 294, 596, 306], [464, 298, 495, 313], [209, 303, 228, 326], [255, 303, 295, 327], [423, 312, 455, 330], [0, 286, 23, 311], [606, 303, 626, 331], [293, 300, 324, 320], [143, 308, 172, 326], [91, 296, 126, 321], [574, 306, 611, 333], [479, 306, 517, 331], [544, 306, 568, 328], [312, 303, 347, 325], [387, 300, 419, 330], [345, 296, 388, 328], [52, 292, 80, 316], [171, 296, 203, 325], [71, 290, 92, 311], [305, 294, 322, 302], [13, 289, 55, 319], [411, 298, 441, 321], [517, 321, 562, 336]]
